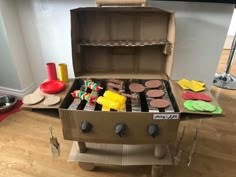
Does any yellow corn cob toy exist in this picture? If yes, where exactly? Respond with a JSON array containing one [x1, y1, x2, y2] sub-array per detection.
[[103, 90, 126, 103], [97, 96, 124, 111], [101, 106, 110, 112]]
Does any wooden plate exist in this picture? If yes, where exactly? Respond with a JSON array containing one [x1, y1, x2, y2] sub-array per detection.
[[43, 96, 61, 106], [23, 93, 44, 105]]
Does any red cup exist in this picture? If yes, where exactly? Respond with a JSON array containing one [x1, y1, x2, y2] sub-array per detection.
[[46, 62, 57, 80]]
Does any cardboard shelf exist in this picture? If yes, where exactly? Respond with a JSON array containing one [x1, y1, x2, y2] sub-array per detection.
[[79, 40, 172, 47], [68, 142, 173, 166]]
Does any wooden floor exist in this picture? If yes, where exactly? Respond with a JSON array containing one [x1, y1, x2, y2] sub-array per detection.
[[0, 50, 236, 177]]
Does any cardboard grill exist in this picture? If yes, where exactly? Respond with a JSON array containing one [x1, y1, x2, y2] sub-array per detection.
[[59, 6, 221, 173]]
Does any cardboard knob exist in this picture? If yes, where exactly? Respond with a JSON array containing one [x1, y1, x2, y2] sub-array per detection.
[[115, 123, 127, 137], [80, 121, 93, 133], [148, 124, 160, 138]]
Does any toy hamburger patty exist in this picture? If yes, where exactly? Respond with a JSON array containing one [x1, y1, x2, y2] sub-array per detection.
[[145, 80, 162, 88], [129, 83, 145, 93], [146, 89, 165, 98], [150, 99, 170, 108]]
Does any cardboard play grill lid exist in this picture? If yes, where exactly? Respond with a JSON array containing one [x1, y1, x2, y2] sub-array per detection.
[[71, 7, 175, 79]]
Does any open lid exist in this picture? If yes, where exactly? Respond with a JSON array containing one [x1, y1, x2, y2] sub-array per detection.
[[70, 7, 175, 79]]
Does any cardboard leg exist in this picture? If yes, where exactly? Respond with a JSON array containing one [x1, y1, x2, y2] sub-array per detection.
[[78, 142, 87, 153], [154, 144, 166, 159], [151, 165, 163, 177], [79, 162, 95, 171]]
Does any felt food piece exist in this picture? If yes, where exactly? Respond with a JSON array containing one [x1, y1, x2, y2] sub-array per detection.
[[121, 93, 138, 100], [212, 106, 223, 114], [191, 80, 205, 87], [146, 90, 165, 98], [182, 81, 205, 92], [177, 79, 189, 89], [103, 90, 126, 103], [190, 84, 205, 92], [43, 96, 61, 106], [177, 79, 206, 92], [107, 82, 123, 90], [150, 99, 170, 108], [84, 79, 102, 91], [195, 93, 211, 102], [145, 80, 162, 88], [182, 91, 211, 102], [107, 79, 123, 84], [196, 101, 216, 112], [107, 79, 124, 87], [184, 100, 197, 111], [182, 92, 191, 100], [191, 101, 205, 111], [101, 106, 110, 112], [129, 83, 145, 93], [184, 100, 217, 112], [23, 93, 44, 105], [96, 96, 124, 111], [185, 92, 195, 99], [71, 90, 98, 103]]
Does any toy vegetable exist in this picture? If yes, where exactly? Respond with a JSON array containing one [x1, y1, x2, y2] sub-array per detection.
[[71, 90, 98, 103], [97, 96, 125, 111], [96, 90, 126, 111], [84, 79, 103, 91], [103, 90, 126, 103]]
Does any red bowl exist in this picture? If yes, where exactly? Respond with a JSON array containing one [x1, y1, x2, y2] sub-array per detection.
[[40, 80, 65, 94]]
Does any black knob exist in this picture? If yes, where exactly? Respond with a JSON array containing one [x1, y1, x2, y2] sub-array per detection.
[[148, 124, 160, 138], [115, 123, 127, 137], [80, 121, 92, 133]]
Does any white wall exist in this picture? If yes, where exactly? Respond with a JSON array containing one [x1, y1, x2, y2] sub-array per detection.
[[14, 1, 236, 88], [0, 0, 36, 96], [0, 13, 21, 89], [149, 1, 234, 87], [16, 0, 95, 86]]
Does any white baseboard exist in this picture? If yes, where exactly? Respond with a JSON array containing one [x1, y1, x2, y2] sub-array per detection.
[[224, 35, 234, 49], [0, 82, 37, 98]]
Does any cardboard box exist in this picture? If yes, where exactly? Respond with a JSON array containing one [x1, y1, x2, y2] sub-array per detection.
[[59, 7, 221, 148]]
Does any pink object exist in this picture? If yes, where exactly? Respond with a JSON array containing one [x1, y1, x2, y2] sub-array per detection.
[[46, 62, 57, 80]]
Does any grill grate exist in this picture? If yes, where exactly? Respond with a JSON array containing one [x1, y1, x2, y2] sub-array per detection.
[[68, 79, 178, 113]]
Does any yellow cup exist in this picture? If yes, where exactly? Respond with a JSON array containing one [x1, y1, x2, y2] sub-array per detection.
[[58, 63, 69, 83]]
